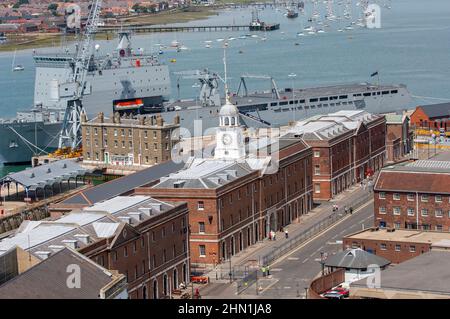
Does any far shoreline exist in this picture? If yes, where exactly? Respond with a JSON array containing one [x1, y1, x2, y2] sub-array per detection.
[[0, 6, 222, 53]]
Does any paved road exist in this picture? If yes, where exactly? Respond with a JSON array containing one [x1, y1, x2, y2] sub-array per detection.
[[248, 200, 374, 298]]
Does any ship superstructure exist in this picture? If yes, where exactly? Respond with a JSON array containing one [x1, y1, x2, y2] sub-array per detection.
[[0, 31, 170, 165]]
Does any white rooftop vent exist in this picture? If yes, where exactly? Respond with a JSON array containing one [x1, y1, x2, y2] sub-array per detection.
[[174, 180, 186, 188], [208, 177, 221, 185], [35, 251, 52, 260], [150, 203, 162, 211], [128, 212, 143, 221], [62, 239, 78, 249], [139, 207, 153, 216], [74, 234, 90, 245], [217, 173, 229, 181], [48, 245, 65, 253], [225, 170, 238, 178], [118, 216, 132, 224]]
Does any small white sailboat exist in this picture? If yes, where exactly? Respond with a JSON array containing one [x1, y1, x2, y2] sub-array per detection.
[[11, 50, 24, 72]]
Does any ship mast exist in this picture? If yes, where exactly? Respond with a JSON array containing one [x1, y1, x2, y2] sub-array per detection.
[[58, 0, 103, 149]]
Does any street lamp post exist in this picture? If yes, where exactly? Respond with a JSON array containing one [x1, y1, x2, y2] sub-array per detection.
[[320, 251, 325, 276]]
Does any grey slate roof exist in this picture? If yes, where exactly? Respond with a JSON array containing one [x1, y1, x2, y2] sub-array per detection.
[[419, 102, 450, 119], [0, 159, 89, 189], [61, 160, 185, 205], [154, 159, 255, 189], [0, 248, 122, 299], [351, 251, 450, 295], [324, 248, 391, 270]]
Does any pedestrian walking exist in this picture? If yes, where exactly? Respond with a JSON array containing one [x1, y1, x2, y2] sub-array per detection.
[[350, 207, 353, 214], [344, 206, 348, 214], [267, 265, 270, 276], [261, 266, 266, 277], [273, 231, 276, 241], [268, 231, 272, 241], [285, 229, 289, 239]]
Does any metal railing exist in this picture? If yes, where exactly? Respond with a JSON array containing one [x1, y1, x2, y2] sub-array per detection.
[[261, 192, 373, 266]]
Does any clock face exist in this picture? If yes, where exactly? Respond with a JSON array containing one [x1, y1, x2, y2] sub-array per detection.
[[222, 133, 233, 145]]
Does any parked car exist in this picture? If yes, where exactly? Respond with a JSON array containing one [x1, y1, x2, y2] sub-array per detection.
[[322, 291, 344, 299]]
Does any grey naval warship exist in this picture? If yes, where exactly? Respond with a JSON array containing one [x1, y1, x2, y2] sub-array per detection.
[[157, 72, 413, 135], [0, 31, 170, 165], [0, 33, 413, 165]]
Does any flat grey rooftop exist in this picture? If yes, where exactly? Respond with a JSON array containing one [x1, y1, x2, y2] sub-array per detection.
[[351, 251, 450, 296], [383, 160, 450, 174]]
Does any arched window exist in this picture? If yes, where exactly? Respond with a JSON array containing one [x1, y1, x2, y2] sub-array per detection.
[[231, 117, 235, 126], [163, 274, 168, 296], [173, 269, 178, 289], [143, 285, 147, 299], [152, 280, 158, 299], [224, 117, 230, 126]]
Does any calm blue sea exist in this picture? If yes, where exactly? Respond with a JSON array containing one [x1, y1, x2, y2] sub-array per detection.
[[1, 0, 450, 173]]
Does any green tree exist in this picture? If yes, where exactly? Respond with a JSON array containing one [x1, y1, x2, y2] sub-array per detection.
[[48, 3, 58, 11]]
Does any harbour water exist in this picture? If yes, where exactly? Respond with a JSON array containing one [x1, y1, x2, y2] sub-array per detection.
[[0, 0, 449, 170]]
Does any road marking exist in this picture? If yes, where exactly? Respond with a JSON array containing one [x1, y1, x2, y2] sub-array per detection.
[[270, 268, 282, 272], [260, 279, 279, 294], [284, 286, 292, 289], [302, 258, 309, 263], [287, 257, 300, 261]]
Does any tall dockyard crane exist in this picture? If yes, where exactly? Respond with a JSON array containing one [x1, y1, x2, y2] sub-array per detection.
[[58, 0, 103, 149]]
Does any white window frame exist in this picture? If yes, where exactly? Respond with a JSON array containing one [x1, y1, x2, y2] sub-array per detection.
[[407, 208, 415, 216], [379, 206, 386, 214], [199, 245, 206, 258], [407, 194, 414, 201], [393, 193, 401, 201], [393, 207, 401, 215], [379, 192, 386, 199]]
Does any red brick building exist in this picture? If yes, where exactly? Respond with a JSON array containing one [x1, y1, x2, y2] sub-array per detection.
[[136, 137, 313, 267], [410, 103, 450, 133], [385, 114, 413, 163], [0, 195, 190, 299], [288, 110, 386, 200], [374, 160, 450, 231], [135, 98, 313, 267], [344, 227, 450, 264]]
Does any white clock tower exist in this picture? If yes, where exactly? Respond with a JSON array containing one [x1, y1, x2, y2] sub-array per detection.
[[215, 96, 246, 160], [214, 48, 245, 160]]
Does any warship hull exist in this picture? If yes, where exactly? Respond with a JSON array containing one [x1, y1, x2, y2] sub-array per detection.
[[0, 121, 61, 165]]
